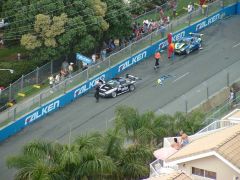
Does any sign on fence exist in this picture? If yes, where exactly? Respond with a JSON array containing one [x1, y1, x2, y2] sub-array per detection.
[[76, 53, 93, 64]]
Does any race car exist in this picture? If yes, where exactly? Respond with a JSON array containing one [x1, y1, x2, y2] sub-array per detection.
[[99, 74, 138, 98], [174, 32, 203, 55]]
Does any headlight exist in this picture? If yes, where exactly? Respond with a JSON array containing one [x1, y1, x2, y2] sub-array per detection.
[[180, 48, 185, 51]]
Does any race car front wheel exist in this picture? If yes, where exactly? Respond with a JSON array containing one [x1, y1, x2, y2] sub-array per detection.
[[111, 92, 117, 98], [129, 84, 135, 91]]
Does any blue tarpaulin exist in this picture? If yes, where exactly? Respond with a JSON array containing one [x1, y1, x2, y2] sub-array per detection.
[[76, 53, 93, 64]]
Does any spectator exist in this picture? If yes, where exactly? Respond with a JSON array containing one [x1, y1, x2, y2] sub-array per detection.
[[229, 88, 234, 102], [159, 24, 166, 38], [48, 75, 54, 88], [179, 130, 189, 147], [172, 0, 177, 18], [229, 88, 236, 108], [68, 62, 74, 77], [0, 38, 4, 47], [188, 2, 193, 14], [17, 53, 21, 60], [100, 49, 107, 60], [62, 61, 69, 72], [171, 137, 181, 150], [92, 54, 96, 64], [60, 69, 68, 80], [55, 73, 60, 84], [82, 61, 88, 71]]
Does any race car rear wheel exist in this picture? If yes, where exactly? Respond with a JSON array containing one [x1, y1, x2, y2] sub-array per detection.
[[111, 92, 117, 98], [129, 84, 135, 91]]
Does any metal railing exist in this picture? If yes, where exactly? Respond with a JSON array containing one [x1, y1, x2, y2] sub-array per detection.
[[0, 0, 235, 127], [196, 119, 239, 134]]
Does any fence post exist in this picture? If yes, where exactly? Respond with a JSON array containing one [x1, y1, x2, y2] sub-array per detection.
[[130, 43, 132, 57], [86, 69, 89, 80], [204, 82, 209, 100], [13, 107, 16, 121], [21, 75, 24, 91], [64, 80, 67, 94], [185, 99, 188, 114], [9, 83, 12, 101], [36, 67, 39, 84], [39, 93, 42, 106], [51, 60, 53, 75], [227, 72, 230, 87], [108, 57, 111, 69], [183, 95, 188, 114]]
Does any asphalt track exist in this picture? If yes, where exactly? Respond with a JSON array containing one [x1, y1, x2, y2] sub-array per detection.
[[1, 16, 240, 179]]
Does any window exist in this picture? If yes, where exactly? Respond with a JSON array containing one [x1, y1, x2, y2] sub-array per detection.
[[205, 170, 216, 179], [192, 167, 216, 179], [192, 167, 204, 176]]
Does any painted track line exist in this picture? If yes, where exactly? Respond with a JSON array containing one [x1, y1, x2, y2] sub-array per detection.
[[172, 72, 190, 83], [232, 42, 240, 48]]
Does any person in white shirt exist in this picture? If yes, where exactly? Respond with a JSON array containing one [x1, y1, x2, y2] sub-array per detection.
[[188, 3, 193, 14], [92, 54, 96, 64]]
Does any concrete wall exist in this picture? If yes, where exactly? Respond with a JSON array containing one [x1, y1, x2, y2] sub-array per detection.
[[178, 155, 240, 180]]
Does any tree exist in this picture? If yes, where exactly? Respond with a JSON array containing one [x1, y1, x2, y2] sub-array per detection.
[[2, 0, 110, 61], [6, 106, 206, 180], [102, 0, 132, 40], [21, 13, 68, 50], [102, 128, 153, 180], [6, 140, 65, 180]]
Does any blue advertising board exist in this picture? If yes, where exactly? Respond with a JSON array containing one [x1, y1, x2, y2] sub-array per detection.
[[0, 3, 238, 143]]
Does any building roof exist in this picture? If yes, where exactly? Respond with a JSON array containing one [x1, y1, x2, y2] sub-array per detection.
[[221, 109, 240, 122], [166, 123, 240, 170], [148, 171, 192, 180]]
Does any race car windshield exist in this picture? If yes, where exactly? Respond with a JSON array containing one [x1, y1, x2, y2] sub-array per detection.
[[107, 80, 119, 88]]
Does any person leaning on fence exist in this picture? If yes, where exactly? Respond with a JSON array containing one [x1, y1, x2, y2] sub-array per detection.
[[68, 62, 74, 77]]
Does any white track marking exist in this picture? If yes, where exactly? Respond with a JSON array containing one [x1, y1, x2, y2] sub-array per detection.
[[232, 42, 240, 48], [172, 72, 190, 83]]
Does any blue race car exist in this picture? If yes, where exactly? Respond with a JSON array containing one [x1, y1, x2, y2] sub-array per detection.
[[174, 33, 202, 55]]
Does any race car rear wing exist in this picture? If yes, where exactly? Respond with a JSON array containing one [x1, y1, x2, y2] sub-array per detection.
[[125, 74, 140, 81], [189, 32, 204, 37]]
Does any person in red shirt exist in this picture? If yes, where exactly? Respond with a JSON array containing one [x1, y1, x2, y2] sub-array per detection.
[[154, 50, 161, 70], [167, 33, 173, 44], [168, 42, 175, 61]]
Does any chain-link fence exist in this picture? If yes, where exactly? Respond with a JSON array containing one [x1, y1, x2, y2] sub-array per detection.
[[0, 0, 236, 127], [0, 58, 66, 111]]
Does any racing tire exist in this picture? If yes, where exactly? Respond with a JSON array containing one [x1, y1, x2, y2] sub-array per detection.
[[111, 92, 117, 98], [186, 49, 190, 55], [129, 84, 135, 91]]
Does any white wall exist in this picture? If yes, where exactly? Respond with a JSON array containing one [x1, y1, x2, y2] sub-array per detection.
[[178, 155, 240, 180]]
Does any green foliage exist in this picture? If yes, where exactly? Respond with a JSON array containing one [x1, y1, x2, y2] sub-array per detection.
[[6, 106, 205, 179]]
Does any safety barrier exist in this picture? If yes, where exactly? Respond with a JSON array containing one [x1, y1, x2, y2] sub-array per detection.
[[0, 2, 239, 142]]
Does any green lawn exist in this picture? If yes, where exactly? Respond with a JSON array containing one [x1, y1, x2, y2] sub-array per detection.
[[0, 46, 25, 61]]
